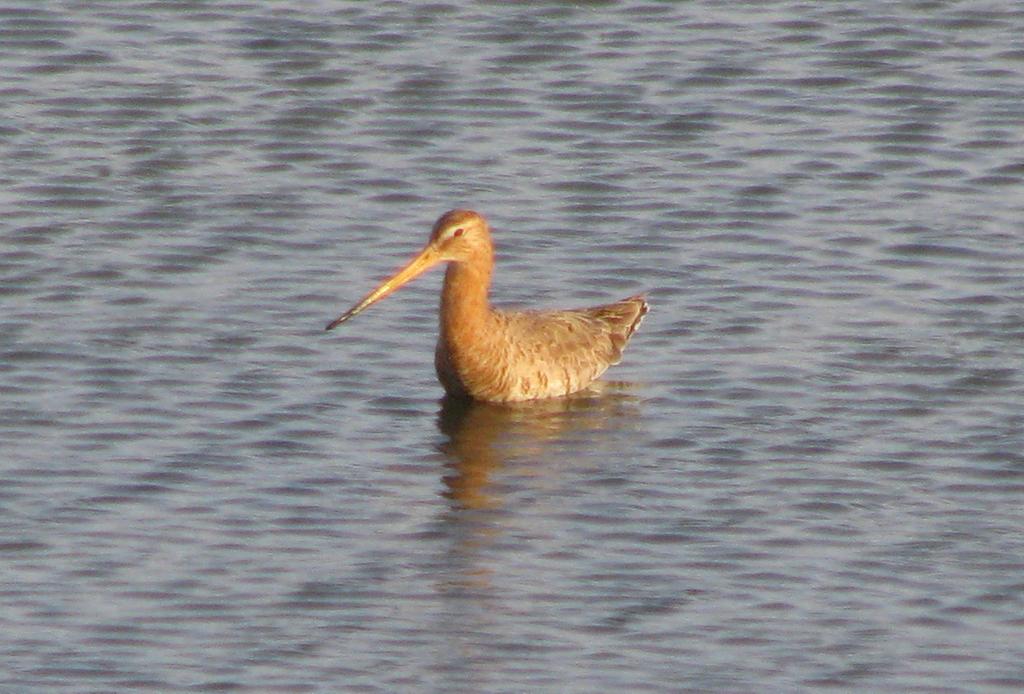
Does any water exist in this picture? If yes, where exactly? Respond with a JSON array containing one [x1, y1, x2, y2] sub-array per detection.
[[3, 2, 1024, 691]]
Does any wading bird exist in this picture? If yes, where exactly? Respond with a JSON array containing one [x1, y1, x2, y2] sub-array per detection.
[[326, 210, 647, 403]]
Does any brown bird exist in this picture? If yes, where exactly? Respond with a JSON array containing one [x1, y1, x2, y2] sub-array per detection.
[[326, 209, 648, 403]]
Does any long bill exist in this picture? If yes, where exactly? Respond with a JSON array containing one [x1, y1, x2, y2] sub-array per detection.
[[325, 244, 443, 331]]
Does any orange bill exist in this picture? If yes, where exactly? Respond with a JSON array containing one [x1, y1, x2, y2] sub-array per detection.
[[326, 243, 443, 330]]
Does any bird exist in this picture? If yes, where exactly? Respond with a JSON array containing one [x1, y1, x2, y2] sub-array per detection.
[[325, 209, 648, 403]]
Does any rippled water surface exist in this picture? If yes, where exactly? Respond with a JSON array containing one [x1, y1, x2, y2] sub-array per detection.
[[3, 2, 1024, 692]]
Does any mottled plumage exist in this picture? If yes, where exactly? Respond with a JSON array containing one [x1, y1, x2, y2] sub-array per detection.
[[326, 209, 648, 403]]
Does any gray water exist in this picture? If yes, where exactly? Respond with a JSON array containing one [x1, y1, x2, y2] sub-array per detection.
[[3, 2, 1024, 692]]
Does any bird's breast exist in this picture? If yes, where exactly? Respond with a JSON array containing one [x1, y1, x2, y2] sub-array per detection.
[[434, 312, 610, 403]]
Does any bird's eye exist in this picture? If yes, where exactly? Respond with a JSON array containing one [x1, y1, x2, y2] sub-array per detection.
[[452, 227, 465, 238]]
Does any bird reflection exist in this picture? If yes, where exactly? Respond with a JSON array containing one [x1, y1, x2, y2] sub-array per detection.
[[428, 384, 644, 678], [435, 383, 643, 510]]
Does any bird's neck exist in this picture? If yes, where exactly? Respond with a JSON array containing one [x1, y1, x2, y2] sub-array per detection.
[[440, 257, 493, 339]]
